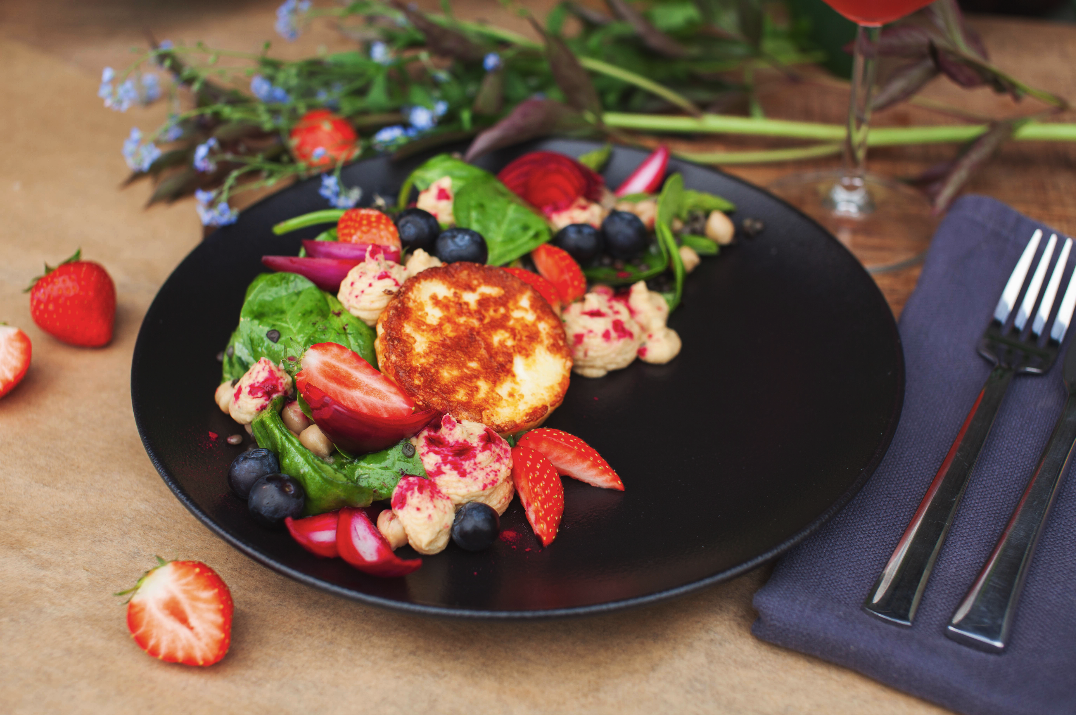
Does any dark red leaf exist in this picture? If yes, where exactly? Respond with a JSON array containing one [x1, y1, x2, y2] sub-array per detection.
[[736, 0, 763, 49], [567, 2, 611, 25], [928, 118, 1028, 212], [873, 25, 937, 58], [930, 43, 985, 88], [390, 0, 485, 62], [463, 98, 593, 162], [528, 18, 603, 117], [926, 0, 988, 61], [604, 0, 691, 58], [873, 57, 940, 111], [147, 168, 200, 206], [472, 66, 505, 116]]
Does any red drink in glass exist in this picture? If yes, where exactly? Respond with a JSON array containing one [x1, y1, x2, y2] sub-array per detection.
[[821, 0, 936, 26]]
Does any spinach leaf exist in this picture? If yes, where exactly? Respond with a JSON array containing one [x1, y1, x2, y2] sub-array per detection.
[[679, 189, 735, 217], [397, 154, 492, 209], [578, 143, 612, 172], [656, 174, 687, 311], [681, 234, 719, 255], [251, 397, 426, 515], [222, 272, 376, 382], [452, 177, 552, 265], [582, 242, 666, 286]]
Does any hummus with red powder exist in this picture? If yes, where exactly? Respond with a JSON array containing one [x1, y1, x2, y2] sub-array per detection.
[[410, 415, 514, 515]]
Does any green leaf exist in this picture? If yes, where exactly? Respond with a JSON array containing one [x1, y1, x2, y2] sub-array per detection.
[[578, 143, 612, 171], [583, 242, 666, 285], [529, 18, 603, 117], [452, 177, 552, 265], [655, 174, 686, 310], [222, 272, 377, 382], [681, 234, 719, 255], [679, 188, 735, 217], [273, 210, 346, 235], [656, 172, 684, 227], [251, 398, 426, 514]]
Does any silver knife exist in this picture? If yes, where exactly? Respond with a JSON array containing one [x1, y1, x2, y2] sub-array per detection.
[[946, 336, 1076, 652]]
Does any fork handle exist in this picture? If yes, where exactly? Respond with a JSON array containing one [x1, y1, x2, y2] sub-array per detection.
[[946, 391, 1076, 651], [864, 365, 1014, 626]]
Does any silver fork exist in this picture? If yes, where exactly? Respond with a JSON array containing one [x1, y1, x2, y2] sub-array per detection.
[[864, 229, 1076, 626]]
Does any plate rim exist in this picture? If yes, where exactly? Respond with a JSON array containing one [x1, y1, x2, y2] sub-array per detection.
[[132, 138, 905, 619]]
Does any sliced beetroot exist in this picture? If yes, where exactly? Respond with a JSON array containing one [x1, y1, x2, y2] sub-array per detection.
[[261, 256, 359, 292], [285, 512, 340, 558], [336, 507, 421, 577], [302, 240, 401, 264]]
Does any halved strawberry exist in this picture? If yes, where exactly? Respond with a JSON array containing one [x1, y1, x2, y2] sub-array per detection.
[[296, 342, 437, 453], [124, 559, 233, 667], [337, 208, 401, 249], [531, 243, 586, 304], [502, 267, 562, 314], [286, 511, 340, 558], [511, 444, 564, 547], [518, 428, 624, 491], [0, 325, 31, 400]]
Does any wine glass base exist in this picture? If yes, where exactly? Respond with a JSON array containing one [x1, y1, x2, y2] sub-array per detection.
[[768, 170, 938, 274]]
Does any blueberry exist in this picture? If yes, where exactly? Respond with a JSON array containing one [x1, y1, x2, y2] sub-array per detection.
[[553, 223, 604, 266], [451, 502, 500, 551], [228, 448, 280, 499], [601, 210, 648, 261], [395, 208, 441, 253], [247, 474, 305, 529], [434, 228, 488, 264]]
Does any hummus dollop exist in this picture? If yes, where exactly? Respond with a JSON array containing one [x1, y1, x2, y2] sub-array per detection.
[[627, 281, 682, 365], [403, 248, 443, 279], [548, 197, 605, 231], [411, 415, 514, 515], [390, 476, 454, 555], [228, 358, 293, 424], [561, 290, 643, 378], [337, 254, 408, 327], [415, 176, 455, 226]]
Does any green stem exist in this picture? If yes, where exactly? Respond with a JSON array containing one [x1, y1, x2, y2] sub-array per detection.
[[273, 210, 347, 234], [674, 143, 842, 164], [602, 112, 1076, 144]]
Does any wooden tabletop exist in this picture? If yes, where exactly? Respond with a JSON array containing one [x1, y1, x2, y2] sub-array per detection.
[[1, 2, 1072, 713]]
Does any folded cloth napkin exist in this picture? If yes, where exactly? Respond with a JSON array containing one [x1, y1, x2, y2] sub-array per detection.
[[753, 195, 1076, 715]]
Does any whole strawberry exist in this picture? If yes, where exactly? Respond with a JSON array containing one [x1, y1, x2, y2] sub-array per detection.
[[27, 250, 116, 347], [290, 109, 359, 169]]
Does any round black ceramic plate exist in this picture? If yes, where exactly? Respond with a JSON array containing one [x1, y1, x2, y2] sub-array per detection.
[[132, 138, 903, 618]]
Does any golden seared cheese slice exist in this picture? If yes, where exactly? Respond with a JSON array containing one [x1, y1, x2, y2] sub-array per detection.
[[376, 262, 572, 434]]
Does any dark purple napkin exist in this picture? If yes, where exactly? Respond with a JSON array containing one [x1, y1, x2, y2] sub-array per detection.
[[752, 195, 1076, 715]]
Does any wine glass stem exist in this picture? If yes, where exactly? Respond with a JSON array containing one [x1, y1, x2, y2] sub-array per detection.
[[830, 23, 879, 217]]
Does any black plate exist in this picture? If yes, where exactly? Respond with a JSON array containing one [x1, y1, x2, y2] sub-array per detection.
[[132, 138, 903, 618]]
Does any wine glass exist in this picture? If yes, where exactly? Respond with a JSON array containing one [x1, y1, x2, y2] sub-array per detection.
[[769, 0, 939, 272]]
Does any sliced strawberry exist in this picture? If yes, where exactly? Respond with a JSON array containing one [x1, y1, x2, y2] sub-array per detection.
[[337, 208, 401, 249], [336, 507, 422, 577], [518, 428, 624, 491], [0, 325, 31, 400], [531, 243, 586, 304], [124, 559, 233, 667], [510, 445, 564, 547], [286, 512, 340, 558], [297, 342, 436, 453], [502, 267, 562, 314]]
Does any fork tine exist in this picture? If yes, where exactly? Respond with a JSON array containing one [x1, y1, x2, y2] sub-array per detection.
[[994, 229, 1043, 324], [1050, 254, 1076, 343], [1033, 236, 1072, 336], [1016, 233, 1058, 331]]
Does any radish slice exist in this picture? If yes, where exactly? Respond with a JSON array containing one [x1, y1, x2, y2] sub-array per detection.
[[285, 512, 340, 558], [302, 241, 401, 263], [261, 256, 359, 292], [614, 146, 669, 197], [336, 507, 421, 577]]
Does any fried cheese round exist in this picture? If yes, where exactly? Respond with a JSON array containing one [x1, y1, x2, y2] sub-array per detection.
[[376, 262, 572, 434]]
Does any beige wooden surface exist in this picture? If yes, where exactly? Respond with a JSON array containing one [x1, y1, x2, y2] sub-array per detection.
[[2, 2, 1073, 713]]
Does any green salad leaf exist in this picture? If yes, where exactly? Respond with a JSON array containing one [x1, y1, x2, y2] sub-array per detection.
[[678, 189, 735, 217], [681, 234, 719, 255], [222, 272, 376, 382], [251, 397, 426, 515], [582, 242, 666, 286], [656, 173, 687, 311], [397, 154, 492, 210], [578, 144, 612, 172], [452, 176, 552, 265]]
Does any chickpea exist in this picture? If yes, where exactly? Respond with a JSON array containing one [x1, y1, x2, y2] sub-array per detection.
[[705, 210, 735, 245], [299, 424, 334, 459], [282, 400, 312, 435], [678, 245, 701, 273], [377, 509, 409, 550], [214, 381, 235, 413]]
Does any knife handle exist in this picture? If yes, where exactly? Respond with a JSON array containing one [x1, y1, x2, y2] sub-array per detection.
[[864, 365, 1014, 626], [946, 391, 1076, 652]]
